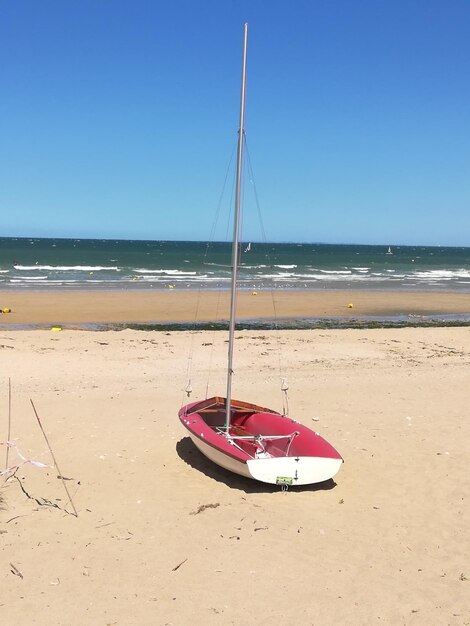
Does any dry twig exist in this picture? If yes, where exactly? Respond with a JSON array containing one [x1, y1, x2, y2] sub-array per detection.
[[30, 399, 78, 517], [172, 558, 188, 572], [190, 502, 220, 515], [10, 563, 23, 579]]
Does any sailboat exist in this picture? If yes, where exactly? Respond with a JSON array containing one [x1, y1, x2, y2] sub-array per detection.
[[178, 24, 342, 487], [386, 246, 393, 255]]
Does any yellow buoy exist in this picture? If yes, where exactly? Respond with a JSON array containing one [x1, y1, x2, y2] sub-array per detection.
[[252, 291, 257, 296], [51, 327, 62, 332], [2, 307, 11, 313], [348, 303, 353, 309]]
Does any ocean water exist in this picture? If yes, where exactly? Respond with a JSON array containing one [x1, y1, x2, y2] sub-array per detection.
[[1, 237, 470, 292]]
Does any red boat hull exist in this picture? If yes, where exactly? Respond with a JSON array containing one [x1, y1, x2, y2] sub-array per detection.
[[179, 397, 342, 485]]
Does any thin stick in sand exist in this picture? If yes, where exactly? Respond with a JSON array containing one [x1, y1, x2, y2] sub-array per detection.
[[30, 399, 78, 517], [4, 378, 12, 478]]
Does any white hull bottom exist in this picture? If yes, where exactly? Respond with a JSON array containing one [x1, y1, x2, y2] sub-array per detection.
[[188, 433, 342, 486], [189, 434, 252, 479]]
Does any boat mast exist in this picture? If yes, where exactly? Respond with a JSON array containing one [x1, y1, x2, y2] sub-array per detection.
[[225, 23, 248, 430]]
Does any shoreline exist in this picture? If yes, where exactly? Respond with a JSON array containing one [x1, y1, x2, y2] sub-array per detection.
[[1, 288, 470, 326]]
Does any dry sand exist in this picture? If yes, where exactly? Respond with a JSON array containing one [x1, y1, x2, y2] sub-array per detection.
[[1, 289, 470, 325], [1, 326, 469, 625]]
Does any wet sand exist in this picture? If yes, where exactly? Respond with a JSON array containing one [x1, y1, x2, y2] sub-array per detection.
[[1, 289, 470, 325]]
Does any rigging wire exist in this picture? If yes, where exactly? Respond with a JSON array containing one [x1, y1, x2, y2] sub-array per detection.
[[244, 138, 289, 414], [205, 152, 238, 398], [181, 142, 237, 407], [232, 129, 248, 360], [203, 144, 237, 261]]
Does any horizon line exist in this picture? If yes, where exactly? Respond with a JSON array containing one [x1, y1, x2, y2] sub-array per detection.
[[1, 234, 468, 249]]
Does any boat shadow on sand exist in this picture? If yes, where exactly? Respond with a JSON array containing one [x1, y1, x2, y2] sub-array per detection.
[[176, 437, 337, 493]]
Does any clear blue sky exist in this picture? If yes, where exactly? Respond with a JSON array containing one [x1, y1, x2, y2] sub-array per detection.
[[1, 0, 469, 245]]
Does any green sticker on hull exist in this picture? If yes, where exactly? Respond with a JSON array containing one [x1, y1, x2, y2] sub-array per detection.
[[276, 476, 293, 485]]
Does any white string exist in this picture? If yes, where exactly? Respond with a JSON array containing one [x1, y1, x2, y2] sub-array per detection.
[[0, 440, 50, 476]]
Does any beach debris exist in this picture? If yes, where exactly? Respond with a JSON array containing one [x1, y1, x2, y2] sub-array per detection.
[[30, 399, 79, 517], [2, 308, 12, 313], [10, 563, 23, 579], [459, 573, 468, 581], [12, 475, 60, 509], [50, 578, 60, 585], [6, 514, 30, 524], [311, 416, 320, 421], [172, 558, 188, 572], [3, 378, 12, 478], [252, 291, 257, 295], [190, 502, 220, 515], [254, 526, 268, 532], [115, 531, 133, 541], [51, 327, 62, 332], [348, 303, 353, 308], [1, 441, 50, 477]]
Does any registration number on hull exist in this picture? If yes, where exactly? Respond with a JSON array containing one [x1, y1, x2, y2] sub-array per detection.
[[276, 476, 293, 485]]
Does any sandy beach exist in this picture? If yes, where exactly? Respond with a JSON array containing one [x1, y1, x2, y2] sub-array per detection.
[[1, 289, 470, 326], [1, 324, 469, 625], [2, 1, 470, 623]]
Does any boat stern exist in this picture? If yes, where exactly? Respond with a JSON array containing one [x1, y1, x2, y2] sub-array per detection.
[[246, 455, 342, 486]]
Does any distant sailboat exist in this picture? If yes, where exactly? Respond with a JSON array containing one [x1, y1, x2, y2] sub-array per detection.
[[244, 242, 251, 253], [386, 246, 393, 255]]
